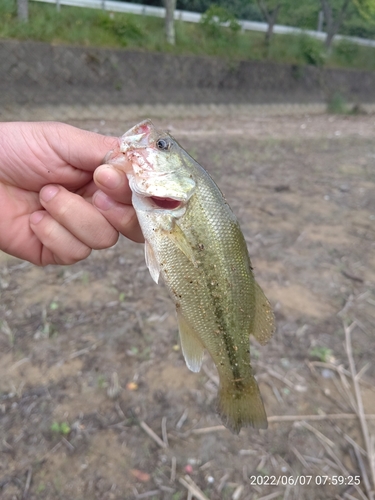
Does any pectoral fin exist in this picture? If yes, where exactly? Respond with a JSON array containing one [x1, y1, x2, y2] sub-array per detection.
[[177, 310, 205, 373], [163, 222, 197, 267], [145, 240, 160, 284], [252, 281, 275, 345]]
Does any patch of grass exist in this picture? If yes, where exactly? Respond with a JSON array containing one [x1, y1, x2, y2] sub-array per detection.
[[296, 34, 325, 66], [309, 346, 333, 362], [333, 39, 360, 66], [172, 493, 183, 500], [36, 482, 46, 494], [50, 421, 71, 435], [97, 374, 107, 389], [327, 92, 350, 114], [1, 0, 375, 70]]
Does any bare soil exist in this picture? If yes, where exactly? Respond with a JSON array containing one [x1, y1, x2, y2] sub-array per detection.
[[1, 106, 375, 500]]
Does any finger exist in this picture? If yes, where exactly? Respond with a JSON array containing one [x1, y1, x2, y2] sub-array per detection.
[[39, 185, 119, 250], [93, 190, 144, 243], [30, 210, 92, 265], [94, 164, 132, 204], [44, 122, 119, 172]]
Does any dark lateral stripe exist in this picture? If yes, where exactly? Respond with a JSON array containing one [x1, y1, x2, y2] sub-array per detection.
[[189, 223, 242, 383], [206, 277, 242, 382]]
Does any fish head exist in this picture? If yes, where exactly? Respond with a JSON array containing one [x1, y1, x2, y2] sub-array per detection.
[[107, 119, 196, 213]]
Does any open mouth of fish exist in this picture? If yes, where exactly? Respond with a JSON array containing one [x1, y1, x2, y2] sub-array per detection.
[[127, 172, 186, 212], [148, 196, 182, 210]]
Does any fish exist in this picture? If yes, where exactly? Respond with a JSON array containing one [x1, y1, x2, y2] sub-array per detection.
[[106, 119, 275, 433]]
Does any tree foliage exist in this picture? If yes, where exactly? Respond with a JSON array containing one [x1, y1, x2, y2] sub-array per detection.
[[320, 0, 375, 49], [353, 0, 375, 18], [115, 0, 375, 41]]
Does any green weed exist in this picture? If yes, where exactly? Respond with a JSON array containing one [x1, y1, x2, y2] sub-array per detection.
[[334, 39, 360, 65], [201, 4, 240, 38], [36, 482, 46, 494], [327, 92, 349, 114], [95, 11, 144, 47], [309, 346, 333, 362], [97, 374, 107, 389], [50, 421, 71, 435], [296, 34, 325, 66]]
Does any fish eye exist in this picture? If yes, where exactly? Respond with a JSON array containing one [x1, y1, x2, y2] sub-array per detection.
[[156, 138, 171, 151]]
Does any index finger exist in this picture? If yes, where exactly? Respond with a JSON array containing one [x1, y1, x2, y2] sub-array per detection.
[[44, 122, 119, 172]]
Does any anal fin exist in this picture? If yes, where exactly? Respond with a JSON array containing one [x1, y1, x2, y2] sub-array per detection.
[[177, 310, 204, 373], [252, 281, 275, 346]]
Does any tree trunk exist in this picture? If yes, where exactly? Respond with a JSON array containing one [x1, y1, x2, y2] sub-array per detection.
[[164, 0, 176, 45], [256, 0, 281, 48], [325, 30, 336, 50], [320, 0, 350, 51], [17, 0, 28, 22], [264, 5, 281, 47]]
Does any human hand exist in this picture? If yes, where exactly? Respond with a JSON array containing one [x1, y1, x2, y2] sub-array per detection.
[[0, 121, 143, 266]]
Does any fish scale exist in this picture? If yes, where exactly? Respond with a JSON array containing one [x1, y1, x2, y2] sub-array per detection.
[[107, 119, 275, 433]]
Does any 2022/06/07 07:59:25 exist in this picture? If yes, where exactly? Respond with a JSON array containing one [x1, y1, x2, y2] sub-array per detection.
[[249, 475, 361, 486]]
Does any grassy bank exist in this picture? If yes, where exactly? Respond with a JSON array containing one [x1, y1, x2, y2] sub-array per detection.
[[1, 0, 375, 71]]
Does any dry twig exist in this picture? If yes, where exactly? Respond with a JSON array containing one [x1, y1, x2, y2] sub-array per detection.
[[290, 446, 309, 469], [189, 413, 375, 435], [344, 321, 375, 500], [298, 422, 367, 500], [22, 467, 32, 500], [161, 416, 169, 447], [308, 361, 374, 389], [135, 490, 160, 499], [170, 456, 176, 483], [354, 445, 373, 500], [139, 421, 167, 449], [269, 414, 375, 423], [179, 475, 209, 500], [257, 491, 284, 500]]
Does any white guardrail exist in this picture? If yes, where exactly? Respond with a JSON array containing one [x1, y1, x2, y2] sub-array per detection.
[[32, 0, 375, 48]]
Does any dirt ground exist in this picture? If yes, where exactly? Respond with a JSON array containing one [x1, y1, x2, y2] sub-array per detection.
[[1, 105, 375, 500]]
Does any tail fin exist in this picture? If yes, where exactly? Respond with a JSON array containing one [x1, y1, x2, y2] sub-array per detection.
[[217, 377, 268, 434]]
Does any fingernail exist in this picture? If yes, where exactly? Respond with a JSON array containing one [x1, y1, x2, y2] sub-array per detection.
[[40, 185, 59, 202], [93, 191, 115, 211], [30, 211, 45, 225], [96, 166, 122, 189]]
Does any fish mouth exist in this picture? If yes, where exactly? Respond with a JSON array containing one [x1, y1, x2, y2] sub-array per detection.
[[120, 119, 157, 152], [150, 196, 182, 210], [132, 191, 187, 217], [128, 175, 191, 211]]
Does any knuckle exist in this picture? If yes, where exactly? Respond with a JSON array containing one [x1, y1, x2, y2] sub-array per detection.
[[56, 246, 91, 265], [93, 229, 119, 250], [55, 203, 70, 219], [120, 209, 138, 231], [72, 245, 92, 263]]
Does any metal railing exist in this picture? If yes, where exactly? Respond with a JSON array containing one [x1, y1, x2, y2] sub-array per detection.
[[31, 0, 375, 48]]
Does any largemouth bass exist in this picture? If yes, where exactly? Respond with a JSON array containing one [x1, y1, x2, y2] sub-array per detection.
[[106, 120, 275, 433]]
